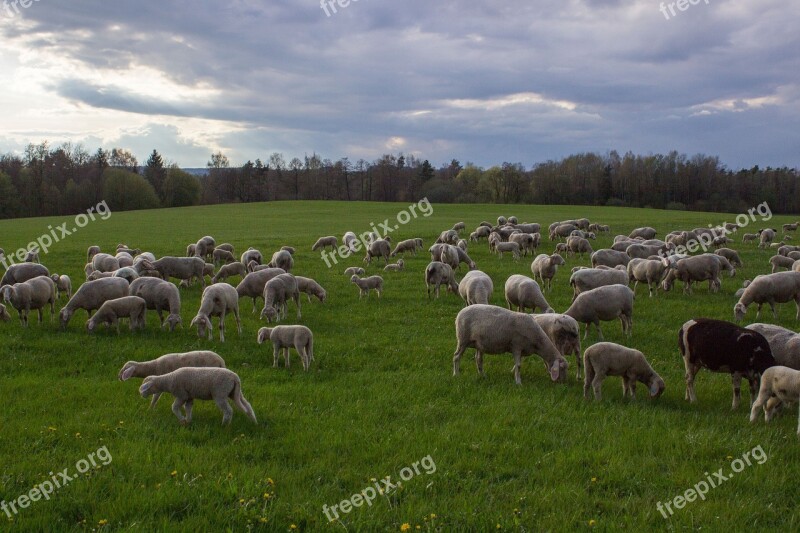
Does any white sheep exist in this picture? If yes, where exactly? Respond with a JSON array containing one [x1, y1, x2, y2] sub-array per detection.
[[50, 274, 73, 299], [495, 241, 521, 260], [1, 263, 50, 287], [626, 258, 668, 297], [0, 275, 56, 326], [344, 266, 365, 277], [425, 261, 458, 299], [139, 368, 257, 425], [87, 245, 101, 263], [390, 239, 418, 257], [59, 277, 130, 329], [191, 283, 242, 342], [0, 303, 10, 322], [734, 271, 800, 322], [504, 274, 553, 313], [128, 277, 182, 331], [86, 296, 147, 333], [212, 248, 235, 265], [351, 275, 383, 298], [458, 270, 493, 306], [564, 284, 634, 340], [312, 236, 338, 252], [364, 239, 391, 264], [745, 323, 800, 369], [267, 249, 294, 272], [260, 273, 301, 322], [257, 325, 315, 371], [211, 261, 248, 284], [533, 313, 582, 379], [384, 259, 405, 272], [235, 268, 286, 311], [295, 276, 327, 303], [343, 231, 358, 252], [749, 366, 800, 436], [452, 304, 568, 385], [569, 267, 629, 301], [530, 253, 565, 291], [241, 248, 263, 266], [583, 342, 665, 401]]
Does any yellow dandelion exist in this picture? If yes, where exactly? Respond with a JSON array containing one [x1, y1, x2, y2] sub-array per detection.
[[591, 477, 597, 482], [47, 426, 57, 431], [263, 492, 272, 500], [267, 477, 274, 485], [290, 525, 297, 530], [589, 519, 596, 527], [170, 470, 177, 477], [430, 513, 436, 519], [75, 433, 81, 438], [726, 455, 733, 460], [98, 519, 108, 526], [118, 420, 124, 425], [227, 472, 233, 479], [400, 523, 411, 532], [260, 517, 268, 523], [239, 498, 245, 504]]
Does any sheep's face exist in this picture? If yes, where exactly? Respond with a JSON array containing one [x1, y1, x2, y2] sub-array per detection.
[[261, 306, 278, 322], [733, 303, 747, 322], [649, 377, 666, 398], [165, 314, 182, 331], [86, 320, 96, 333], [119, 362, 137, 381], [317, 291, 327, 303], [257, 327, 273, 344], [0, 286, 11, 303], [59, 308, 72, 328], [350, 275, 359, 283], [139, 378, 156, 397], [549, 358, 568, 383], [190, 315, 212, 338], [0, 304, 10, 322]]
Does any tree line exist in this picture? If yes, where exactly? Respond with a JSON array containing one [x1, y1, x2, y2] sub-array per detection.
[[0, 142, 797, 219]]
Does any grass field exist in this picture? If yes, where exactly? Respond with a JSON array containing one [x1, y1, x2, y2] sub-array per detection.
[[1, 200, 799, 532]]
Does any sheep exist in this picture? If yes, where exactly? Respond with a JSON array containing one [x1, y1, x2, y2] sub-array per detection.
[[564, 284, 634, 340], [567, 236, 594, 258], [456, 239, 468, 251], [459, 270, 493, 306], [795, 259, 800, 272], [495, 241, 521, 260], [550, 223, 578, 241], [770, 254, 796, 273], [311, 235, 338, 252], [119, 350, 225, 408], [452, 304, 568, 385], [624, 258, 666, 297], [364, 239, 391, 265], [553, 243, 568, 255], [129, 277, 182, 331], [662, 255, 722, 294], [452, 221, 466, 233], [734, 271, 800, 322], [351, 275, 383, 298], [425, 261, 459, 299], [190, 283, 241, 342], [791, 251, 800, 261], [778, 245, 800, 256], [507, 233, 533, 256], [734, 279, 752, 298], [87, 245, 101, 263], [241, 248, 263, 266], [212, 248, 235, 265], [487, 232, 501, 252], [709, 253, 736, 279], [629, 227, 657, 240], [473, 226, 491, 240], [0, 263, 50, 287], [531, 313, 582, 379], [583, 342, 665, 401], [295, 275, 326, 303], [742, 232, 759, 244], [146, 256, 206, 288], [749, 366, 800, 435], [570, 268, 629, 300], [497, 216, 507, 226], [193, 235, 216, 259], [216, 243, 234, 254], [139, 368, 256, 425], [783, 223, 800, 233], [91, 253, 120, 273], [745, 323, 800, 370], [49, 274, 72, 299], [0, 303, 9, 322], [59, 277, 129, 329], [86, 296, 147, 333], [257, 325, 315, 371], [391, 239, 418, 257], [759, 228, 778, 248], [530, 253, 566, 292], [344, 267, 365, 277], [260, 273, 301, 322], [679, 318, 776, 409], [342, 231, 358, 252], [504, 274, 553, 313], [591, 249, 631, 269], [384, 259, 405, 272], [267, 250, 294, 272], [211, 261, 248, 284], [715, 248, 743, 268], [0, 275, 56, 326], [281, 246, 296, 255], [24, 247, 39, 263]]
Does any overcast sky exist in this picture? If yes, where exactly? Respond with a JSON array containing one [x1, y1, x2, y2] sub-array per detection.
[[0, 0, 797, 169]]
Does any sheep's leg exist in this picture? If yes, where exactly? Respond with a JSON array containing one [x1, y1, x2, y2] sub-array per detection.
[[583, 362, 594, 399], [512, 351, 523, 385], [595, 322, 604, 341], [474, 351, 484, 376], [38, 308, 44, 324], [284, 347, 291, 368], [172, 398, 187, 424], [273, 346, 280, 368], [629, 381, 637, 400], [764, 397, 782, 421], [591, 372, 605, 400], [452, 342, 466, 376], [621, 376, 630, 398], [746, 376, 759, 408], [234, 307, 242, 336], [750, 389, 771, 422], [218, 312, 226, 343], [184, 400, 194, 424], [149, 393, 161, 409], [768, 300, 777, 319], [684, 362, 699, 402], [295, 293, 302, 319], [731, 373, 743, 410], [575, 353, 582, 380], [297, 344, 309, 371], [216, 398, 233, 425]]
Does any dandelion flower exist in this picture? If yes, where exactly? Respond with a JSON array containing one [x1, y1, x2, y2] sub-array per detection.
[[589, 520, 596, 527], [400, 524, 411, 531], [98, 519, 108, 526], [591, 477, 597, 482], [290, 524, 297, 530], [170, 470, 177, 477]]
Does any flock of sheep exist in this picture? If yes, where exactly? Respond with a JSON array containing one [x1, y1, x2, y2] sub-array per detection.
[[1, 214, 800, 430]]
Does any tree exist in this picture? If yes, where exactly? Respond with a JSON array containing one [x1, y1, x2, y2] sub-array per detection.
[[419, 160, 435, 182], [110, 148, 139, 174], [102, 168, 160, 211], [0, 171, 19, 219], [145, 149, 167, 200], [162, 166, 201, 207], [289, 157, 303, 200]]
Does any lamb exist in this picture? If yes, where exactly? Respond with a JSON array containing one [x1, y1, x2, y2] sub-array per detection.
[[280, 246, 296, 255], [92, 253, 120, 273], [452, 221, 466, 233], [0, 263, 50, 287], [212, 248, 235, 265], [679, 318, 776, 409], [216, 243, 235, 254], [0, 275, 56, 326], [530, 253, 566, 291], [745, 323, 800, 370], [241, 248, 263, 266], [564, 284, 634, 340], [86, 296, 147, 333], [758, 228, 778, 249], [661, 254, 722, 294], [452, 304, 568, 385], [715, 248, 743, 268], [119, 350, 226, 407], [190, 283, 241, 342], [211, 261, 248, 284], [311, 236, 338, 253], [626, 258, 668, 297], [193, 235, 216, 259], [87, 245, 101, 263], [139, 368, 257, 425], [783, 222, 800, 233], [495, 241, 521, 260], [351, 275, 383, 298], [267, 250, 294, 272], [147, 256, 206, 288], [591, 249, 631, 269], [770, 254, 796, 273], [504, 274, 553, 313], [129, 277, 182, 331], [733, 271, 800, 322], [364, 239, 391, 265], [260, 273, 301, 322], [24, 247, 39, 263], [295, 276, 327, 303], [257, 325, 315, 371], [0, 303, 9, 322], [749, 366, 800, 435], [384, 259, 405, 272], [742, 233, 759, 244], [425, 261, 459, 299], [391, 239, 418, 257], [583, 342, 665, 401], [59, 277, 130, 329], [629, 227, 657, 240], [566, 236, 594, 258], [49, 274, 72, 299], [459, 270, 493, 306], [570, 267, 629, 300], [344, 267, 365, 277], [341, 231, 357, 252]]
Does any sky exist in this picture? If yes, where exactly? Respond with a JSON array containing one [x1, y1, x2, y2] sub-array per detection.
[[0, 0, 797, 170]]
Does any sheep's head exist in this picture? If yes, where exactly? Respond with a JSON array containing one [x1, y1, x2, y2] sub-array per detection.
[[86, 319, 97, 333], [190, 314, 212, 338], [257, 327, 273, 344], [649, 376, 666, 398], [58, 307, 72, 329], [733, 303, 747, 322], [549, 357, 568, 383], [317, 290, 327, 303], [118, 362, 138, 381], [350, 275, 359, 283], [139, 377, 156, 397], [261, 306, 278, 322], [0, 286, 12, 303], [0, 303, 10, 322], [164, 314, 183, 331]]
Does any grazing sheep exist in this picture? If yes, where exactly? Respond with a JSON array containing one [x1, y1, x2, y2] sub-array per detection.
[[459, 270, 493, 306], [749, 366, 800, 435], [783, 223, 800, 233], [583, 342, 665, 401], [50, 274, 72, 299], [570, 268, 629, 301], [343, 231, 358, 252], [211, 261, 248, 284], [351, 275, 383, 298], [344, 267, 365, 277], [733, 271, 800, 322], [531, 313, 582, 379], [0, 263, 50, 287], [0, 303, 10, 322], [267, 250, 294, 272], [312, 236, 338, 252], [280, 246, 296, 255], [452, 221, 466, 233], [567, 236, 594, 258], [457, 239, 468, 251], [87, 245, 101, 263], [530, 253, 566, 291], [215, 243, 234, 254], [680, 318, 775, 409], [139, 368, 256, 425], [550, 223, 578, 241], [193, 236, 216, 259], [413, 238, 424, 251], [504, 274, 553, 313], [495, 241, 521, 260], [497, 216, 507, 226], [790, 251, 800, 261], [746, 323, 800, 370], [734, 279, 752, 298], [591, 249, 631, 269], [212, 248, 235, 265], [295, 276, 327, 303], [23, 247, 39, 263], [715, 248, 743, 268], [86, 296, 147, 333], [452, 304, 568, 385], [742, 233, 759, 244], [59, 277, 129, 329], [384, 259, 405, 272], [425, 261, 459, 299], [778, 245, 800, 256], [0, 275, 56, 326], [146, 256, 206, 288], [241, 248, 263, 266], [91, 253, 120, 273], [191, 283, 241, 342], [257, 325, 314, 371], [626, 258, 668, 297], [564, 284, 634, 340], [662, 255, 722, 294], [508, 233, 533, 256], [770, 254, 796, 273], [260, 273, 301, 322], [391, 239, 418, 257], [759, 228, 778, 249], [629, 227, 657, 240], [129, 277, 182, 331], [364, 239, 391, 265]]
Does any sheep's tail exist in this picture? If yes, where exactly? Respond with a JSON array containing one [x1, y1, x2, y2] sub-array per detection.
[[231, 379, 257, 424]]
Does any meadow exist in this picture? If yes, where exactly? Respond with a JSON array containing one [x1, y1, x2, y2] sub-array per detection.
[[0, 200, 799, 532]]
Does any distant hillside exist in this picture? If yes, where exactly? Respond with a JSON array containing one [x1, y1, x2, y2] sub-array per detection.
[[180, 168, 208, 177]]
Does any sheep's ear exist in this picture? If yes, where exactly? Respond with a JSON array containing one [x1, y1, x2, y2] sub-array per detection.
[[140, 380, 153, 394], [120, 365, 136, 381], [549, 361, 560, 381]]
